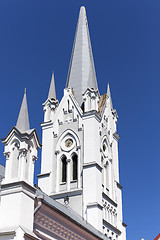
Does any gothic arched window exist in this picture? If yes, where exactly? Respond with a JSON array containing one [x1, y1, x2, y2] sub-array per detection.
[[61, 155, 67, 182], [72, 153, 78, 181]]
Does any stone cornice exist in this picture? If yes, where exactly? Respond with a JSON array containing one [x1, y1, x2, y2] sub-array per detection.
[[1, 181, 36, 199], [102, 192, 117, 207], [82, 110, 101, 122], [51, 188, 83, 199], [87, 202, 103, 210], [83, 161, 102, 171], [41, 121, 53, 128], [37, 172, 51, 178]]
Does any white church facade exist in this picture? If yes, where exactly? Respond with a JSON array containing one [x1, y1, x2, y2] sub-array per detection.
[[0, 6, 126, 240]]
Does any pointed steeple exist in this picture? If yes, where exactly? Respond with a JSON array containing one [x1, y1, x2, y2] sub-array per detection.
[[16, 89, 30, 132], [66, 6, 98, 105], [107, 83, 113, 110], [48, 72, 56, 100]]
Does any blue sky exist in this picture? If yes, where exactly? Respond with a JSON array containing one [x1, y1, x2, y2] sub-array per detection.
[[0, 1, 159, 239]]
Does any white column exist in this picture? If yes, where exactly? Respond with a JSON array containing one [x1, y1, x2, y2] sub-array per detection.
[[95, 97, 98, 111], [106, 205, 109, 222], [28, 155, 37, 185], [44, 104, 51, 122], [85, 94, 90, 111], [19, 149, 27, 181], [108, 161, 112, 198], [103, 202, 106, 220], [67, 158, 71, 191], [3, 152, 10, 182], [77, 149, 81, 188], [104, 163, 107, 193], [56, 152, 60, 192]]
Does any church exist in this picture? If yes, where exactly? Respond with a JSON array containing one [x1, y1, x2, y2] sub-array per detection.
[[0, 6, 126, 240]]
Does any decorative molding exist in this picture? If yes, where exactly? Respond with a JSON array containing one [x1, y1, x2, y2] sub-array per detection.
[[111, 109, 118, 119], [51, 188, 83, 199], [82, 110, 101, 122], [83, 161, 102, 171], [37, 172, 51, 178], [87, 202, 103, 210], [55, 150, 60, 155], [19, 148, 28, 157], [41, 121, 53, 128], [35, 212, 85, 240], [102, 192, 117, 207], [66, 158, 71, 163], [116, 181, 123, 190], [0, 230, 15, 237], [32, 155, 38, 163], [122, 222, 127, 227], [113, 132, 120, 141], [3, 151, 10, 160], [24, 232, 39, 240], [103, 219, 121, 235]]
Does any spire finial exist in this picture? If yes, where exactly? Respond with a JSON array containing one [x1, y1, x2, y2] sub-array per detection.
[[107, 83, 113, 110], [16, 89, 30, 132], [48, 71, 56, 100], [66, 6, 98, 105]]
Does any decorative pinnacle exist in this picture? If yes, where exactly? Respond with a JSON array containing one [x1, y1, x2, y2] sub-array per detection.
[[107, 83, 113, 110], [16, 89, 30, 132], [48, 71, 56, 100]]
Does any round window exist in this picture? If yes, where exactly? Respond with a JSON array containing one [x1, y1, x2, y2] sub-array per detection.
[[65, 138, 73, 148]]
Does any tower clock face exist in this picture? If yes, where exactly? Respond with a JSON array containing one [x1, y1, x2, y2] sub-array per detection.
[[65, 139, 73, 148], [60, 135, 75, 152]]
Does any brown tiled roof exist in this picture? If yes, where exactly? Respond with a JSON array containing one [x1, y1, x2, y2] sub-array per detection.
[[98, 94, 107, 115], [154, 233, 160, 240]]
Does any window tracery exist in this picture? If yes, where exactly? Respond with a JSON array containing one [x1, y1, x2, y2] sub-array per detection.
[[56, 130, 80, 191]]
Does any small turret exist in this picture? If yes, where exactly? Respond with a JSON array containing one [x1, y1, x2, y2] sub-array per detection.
[[43, 72, 59, 122], [0, 90, 41, 235], [2, 89, 41, 186]]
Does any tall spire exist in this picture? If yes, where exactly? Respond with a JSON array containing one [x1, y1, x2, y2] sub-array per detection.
[[66, 6, 98, 105], [16, 89, 30, 132], [48, 72, 56, 100], [107, 83, 113, 110]]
